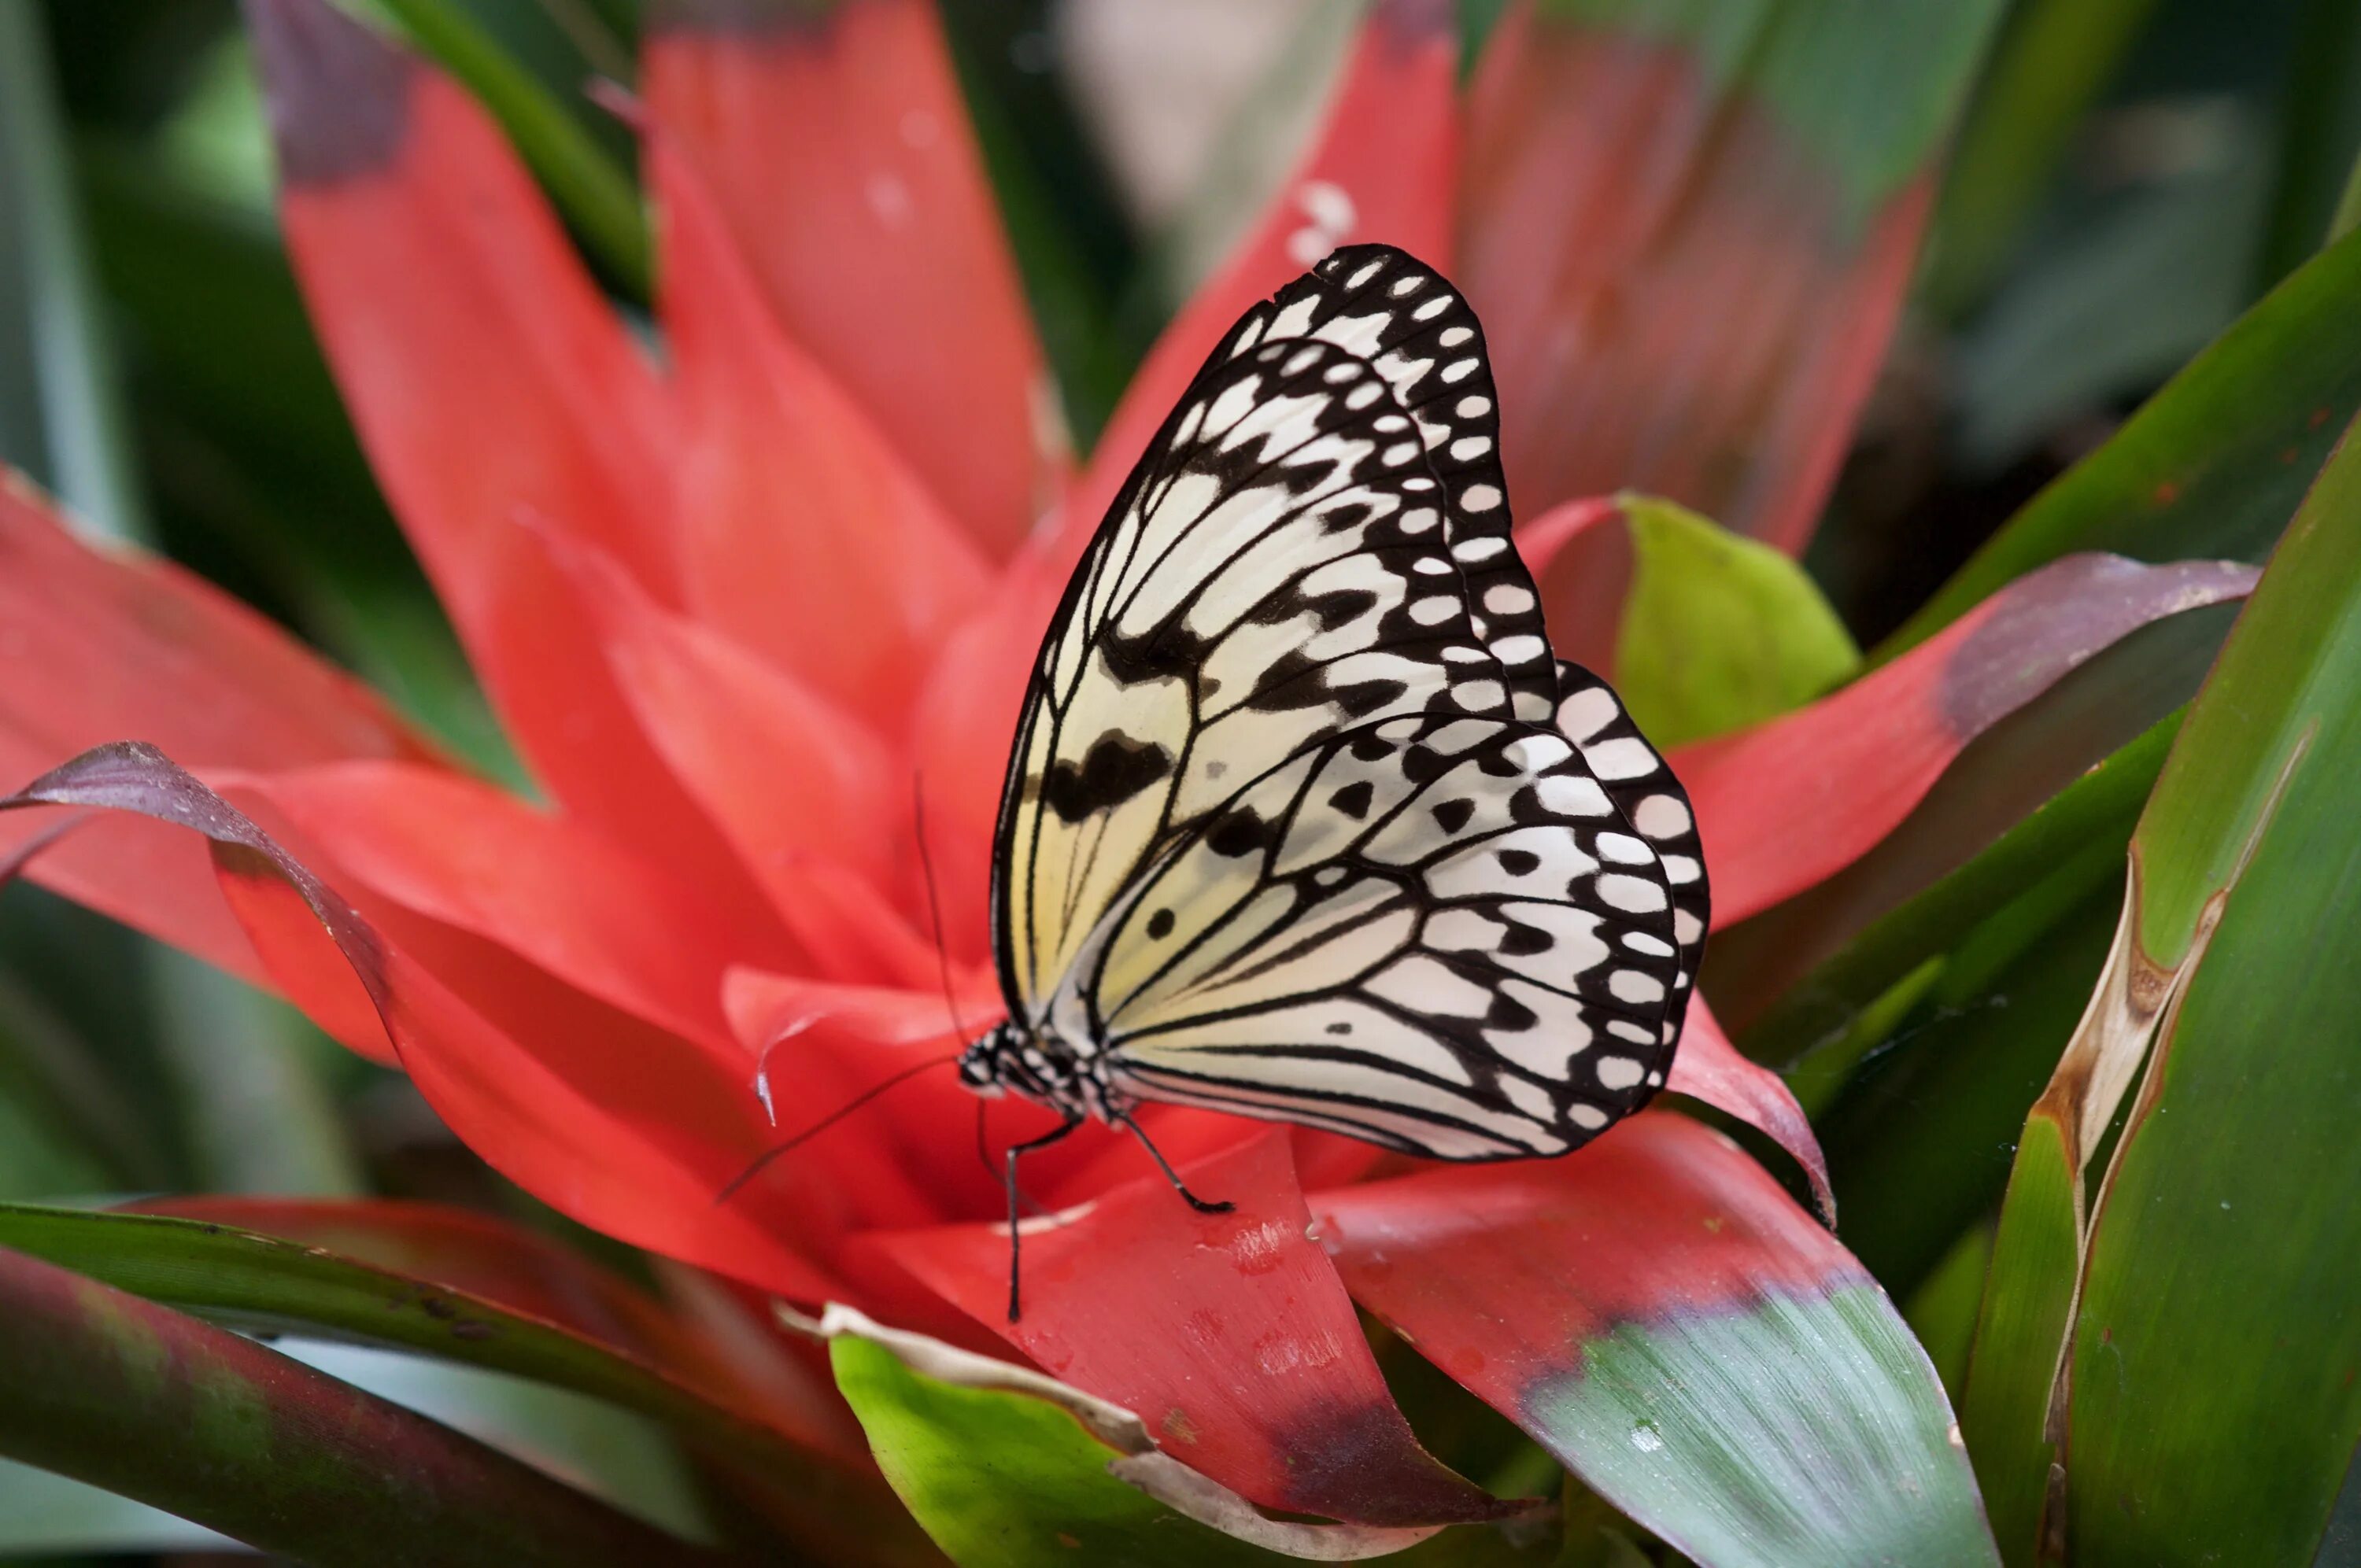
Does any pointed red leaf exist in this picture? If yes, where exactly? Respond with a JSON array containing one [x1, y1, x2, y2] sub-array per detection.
[[0, 469, 434, 987], [1461, 2, 1997, 654], [877, 1130, 1520, 1528], [650, 136, 992, 717], [228, 760, 752, 1048], [642, 0, 1050, 557], [1680, 555, 2258, 926], [1667, 999, 1831, 1219], [1068, 0, 1459, 559], [543, 524, 928, 981], [248, 0, 785, 934], [0, 471, 432, 770], [0, 790, 270, 993], [3, 741, 868, 1301], [1316, 1114, 1998, 1565], [248, 0, 674, 603], [722, 968, 1010, 1223]]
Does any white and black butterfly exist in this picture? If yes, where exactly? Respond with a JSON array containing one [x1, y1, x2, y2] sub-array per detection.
[[959, 245, 1709, 1315]]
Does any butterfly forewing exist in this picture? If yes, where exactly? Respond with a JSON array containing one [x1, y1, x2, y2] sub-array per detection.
[[995, 246, 1551, 1019], [1077, 714, 1682, 1158]]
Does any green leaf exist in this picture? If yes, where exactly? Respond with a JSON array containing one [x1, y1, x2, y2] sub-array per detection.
[[1922, 0, 2165, 316], [0, 1241, 714, 1566], [1947, 127, 2266, 475], [2256, 0, 2361, 289], [1886, 223, 2361, 654], [1535, 0, 2004, 231], [1960, 1116, 2081, 1565], [1815, 878, 2122, 1300], [1613, 496, 1859, 748], [0, 1200, 933, 1564], [1737, 711, 2178, 1070], [837, 1335, 1272, 1568], [1904, 1223, 1995, 1404], [1714, 594, 2233, 1039], [0, 1202, 808, 1482], [0, 0, 148, 540], [937, 0, 1151, 452], [1970, 409, 2361, 1562], [2061, 447, 2361, 1562], [148, 951, 368, 1196], [0, 1458, 235, 1556], [371, 0, 650, 297], [822, 1303, 1543, 1567]]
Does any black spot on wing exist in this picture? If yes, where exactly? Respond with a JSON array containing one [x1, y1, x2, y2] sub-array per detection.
[[1206, 809, 1272, 858], [1041, 732, 1174, 824]]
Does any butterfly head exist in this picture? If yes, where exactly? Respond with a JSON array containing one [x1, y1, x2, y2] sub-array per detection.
[[959, 1018, 1103, 1118], [955, 1018, 1026, 1099]]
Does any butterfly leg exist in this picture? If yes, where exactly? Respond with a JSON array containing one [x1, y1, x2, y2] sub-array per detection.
[[1114, 1110, 1235, 1216], [1004, 1114, 1082, 1323]]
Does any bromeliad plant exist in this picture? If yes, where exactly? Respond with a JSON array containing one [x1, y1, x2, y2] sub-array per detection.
[[2, 0, 2359, 1564]]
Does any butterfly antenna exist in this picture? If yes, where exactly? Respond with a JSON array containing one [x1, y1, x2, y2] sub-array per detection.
[[911, 774, 972, 1045], [715, 1052, 960, 1205]]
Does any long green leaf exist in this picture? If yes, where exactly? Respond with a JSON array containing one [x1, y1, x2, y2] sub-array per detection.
[[0, 1203, 804, 1479], [0, 1, 148, 540], [0, 1242, 713, 1566], [1888, 223, 2361, 653], [0, 1200, 933, 1564], [1713, 596, 2234, 1034], [1919, 0, 2161, 316], [1738, 713, 2178, 1069], [0, 1457, 238, 1556], [1968, 411, 2361, 1562]]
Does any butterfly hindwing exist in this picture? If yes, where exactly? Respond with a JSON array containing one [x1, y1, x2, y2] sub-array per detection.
[[1554, 661, 1709, 1043], [993, 246, 1553, 1020], [1072, 713, 1682, 1160]]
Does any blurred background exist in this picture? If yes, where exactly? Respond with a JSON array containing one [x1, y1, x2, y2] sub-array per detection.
[[0, 0, 2355, 1555]]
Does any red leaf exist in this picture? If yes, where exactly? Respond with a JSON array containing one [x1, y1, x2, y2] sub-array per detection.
[[1679, 555, 2259, 925], [642, 0, 1050, 557], [878, 1130, 1521, 1527], [227, 761, 754, 1049], [1317, 1113, 1856, 1362], [249, 0, 783, 934], [0, 471, 433, 769], [650, 136, 992, 718], [4, 741, 854, 1301], [1069, 0, 1459, 560], [1314, 1114, 1994, 1564], [0, 470, 434, 988], [1667, 998, 1831, 1219], [542, 525, 928, 981], [1461, 8, 1942, 651], [722, 968, 1007, 1219]]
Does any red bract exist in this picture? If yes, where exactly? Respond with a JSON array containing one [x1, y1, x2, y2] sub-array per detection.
[[0, 0, 2240, 1548]]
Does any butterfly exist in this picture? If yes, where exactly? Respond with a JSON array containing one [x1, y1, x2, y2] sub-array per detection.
[[957, 244, 1709, 1318]]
